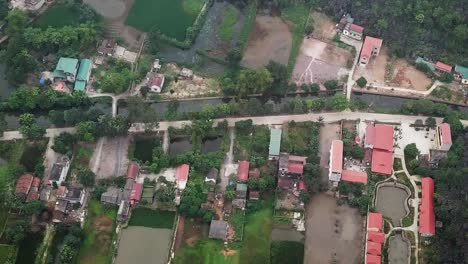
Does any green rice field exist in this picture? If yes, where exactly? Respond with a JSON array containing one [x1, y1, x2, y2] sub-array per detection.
[[126, 0, 205, 40]]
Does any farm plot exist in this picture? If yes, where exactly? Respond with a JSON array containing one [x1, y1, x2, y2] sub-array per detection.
[[241, 15, 292, 69], [353, 47, 433, 91], [291, 38, 352, 85], [116, 226, 173, 264]]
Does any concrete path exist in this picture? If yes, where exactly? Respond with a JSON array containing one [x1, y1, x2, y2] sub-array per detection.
[[340, 36, 363, 100], [218, 128, 235, 192], [367, 80, 442, 97]]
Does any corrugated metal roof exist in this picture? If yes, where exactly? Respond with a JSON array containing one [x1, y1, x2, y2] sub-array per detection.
[[237, 161, 249, 181], [55, 57, 78, 75], [76, 59, 92, 81], [367, 212, 383, 231], [269, 128, 282, 156], [455, 64, 468, 78]]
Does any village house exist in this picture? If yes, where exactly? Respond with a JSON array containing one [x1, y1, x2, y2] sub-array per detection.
[[205, 168, 218, 185], [365, 123, 394, 175], [175, 164, 190, 205], [208, 220, 228, 240], [434, 61, 452, 75], [249, 169, 260, 179], [329, 140, 343, 182], [278, 153, 307, 178], [435, 123, 452, 151], [74, 59, 92, 92], [100, 187, 123, 205], [152, 59, 162, 72], [340, 170, 368, 184], [268, 128, 282, 160], [48, 156, 70, 186], [249, 190, 260, 200], [236, 183, 248, 199], [454, 64, 468, 84], [97, 39, 116, 56], [359, 36, 383, 66], [117, 200, 130, 223], [419, 177, 435, 237], [237, 160, 250, 182], [179, 68, 193, 80], [338, 14, 364, 41], [365, 212, 384, 264], [148, 74, 165, 93], [15, 174, 41, 202], [130, 183, 143, 205], [53, 57, 79, 83]]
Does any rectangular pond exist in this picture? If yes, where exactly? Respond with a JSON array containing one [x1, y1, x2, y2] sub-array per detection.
[[133, 136, 162, 163], [169, 137, 192, 156]]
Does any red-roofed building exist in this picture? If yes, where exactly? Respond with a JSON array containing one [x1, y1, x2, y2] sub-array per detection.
[[349, 23, 364, 33], [365, 123, 376, 148], [329, 140, 343, 182], [366, 241, 382, 256], [288, 163, 304, 175], [56, 186, 67, 198], [237, 161, 249, 182], [130, 183, 143, 205], [374, 124, 393, 151], [176, 164, 190, 190], [435, 61, 452, 74], [367, 231, 385, 244], [249, 190, 260, 200], [366, 254, 381, 264], [341, 170, 368, 184], [277, 177, 296, 190], [288, 155, 307, 164], [32, 177, 40, 188], [127, 162, 140, 180], [15, 174, 34, 195], [371, 149, 393, 175], [419, 177, 435, 237], [367, 212, 383, 232], [359, 36, 383, 66], [26, 191, 39, 202], [436, 123, 452, 151], [298, 180, 307, 191], [149, 74, 165, 93]]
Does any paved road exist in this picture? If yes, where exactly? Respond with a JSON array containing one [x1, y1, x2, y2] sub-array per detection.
[[1, 127, 76, 141]]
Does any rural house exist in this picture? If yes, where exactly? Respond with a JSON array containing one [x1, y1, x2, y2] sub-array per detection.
[[365, 124, 394, 175], [208, 220, 228, 240], [74, 59, 92, 92], [101, 187, 123, 205], [268, 128, 282, 160], [435, 123, 452, 151], [365, 212, 383, 264], [205, 168, 218, 185], [148, 74, 165, 93], [53, 57, 79, 83], [454, 65, 468, 84], [278, 153, 307, 178], [434, 61, 452, 75], [130, 183, 143, 205], [329, 140, 343, 182], [236, 183, 248, 199], [359, 36, 383, 66], [48, 156, 70, 186], [117, 200, 130, 223], [237, 160, 250, 182], [340, 170, 368, 184], [15, 174, 41, 202], [176, 164, 190, 190], [419, 177, 435, 237], [98, 39, 116, 56], [339, 14, 364, 41]]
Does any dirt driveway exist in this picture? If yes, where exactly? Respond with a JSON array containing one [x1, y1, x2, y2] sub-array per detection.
[[89, 136, 130, 179], [241, 15, 292, 68], [291, 38, 351, 85], [304, 193, 364, 264], [318, 122, 341, 184], [353, 47, 432, 91]]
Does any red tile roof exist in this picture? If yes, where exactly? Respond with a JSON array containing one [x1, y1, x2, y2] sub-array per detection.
[[26, 191, 39, 202], [366, 241, 382, 256], [277, 177, 296, 190], [249, 190, 260, 200], [339, 17, 347, 25], [15, 174, 34, 195], [419, 177, 435, 236], [31, 177, 40, 187], [127, 162, 140, 180], [288, 163, 304, 175], [439, 123, 452, 145], [367, 231, 385, 243], [341, 170, 368, 184], [374, 124, 393, 151], [176, 164, 190, 182], [371, 149, 393, 175], [288, 155, 307, 164], [237, 161, 249, 181], [56, 186, 67, 197], [365, 124, 375, 146], [366, 254, 381, 264], [361, 36, 383, 59], [367, 212, 383, 231], [331, 140, 343, 173], [299, 180, 307, 191], [130, 183, 143, 203], [349, 23, 364, 33], [151, 76, 163, 87], [435, 61, 452, 72]]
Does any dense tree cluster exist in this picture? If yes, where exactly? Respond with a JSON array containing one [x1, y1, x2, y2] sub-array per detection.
[[316, 0, 468, 63], [178, 180, 214, 223]]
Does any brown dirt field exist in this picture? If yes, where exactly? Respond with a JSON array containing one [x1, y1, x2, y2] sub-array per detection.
[[241, 15, 292, 69], [291, 38, 351, 85], [311, 11, 337, 40], [89, 136, 130, 179], [94, 215, 113, 232], [222, 249, 237, 256], [304, 193, 364, 264], [318, 122, 341, 184]]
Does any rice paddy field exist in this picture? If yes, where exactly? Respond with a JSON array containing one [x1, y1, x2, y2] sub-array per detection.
[[125, 0, 205, 40]]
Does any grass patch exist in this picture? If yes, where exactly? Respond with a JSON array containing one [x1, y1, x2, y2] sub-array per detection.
[[393, 157, 403, 171], [35, 4, 78, 28], [281, 4, 309, 75], [218, 5, 239, 42], [126, 0, 204, 40], [270, 241, 304, 264], [234, 125, 270, 161], [128, 208, 175, 229], [77, 200, 117, 264], [0, 244, 16, 264], [402, 209, 414, 227], [174, 239, 240, 264], [430, 86, 452, 101], [230, 209, 245, 241], [237, 0, 257, 50]]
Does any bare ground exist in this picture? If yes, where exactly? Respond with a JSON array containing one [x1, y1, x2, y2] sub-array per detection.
[[291, 38, 351, 85], [304, 193, 364, 264], [311, 11, 337, 40], [318, 122, 341, 184], [241, 15, 292, 68], [89, 136, 130, 179]]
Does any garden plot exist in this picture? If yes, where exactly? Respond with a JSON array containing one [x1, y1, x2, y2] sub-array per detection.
[[241, 15, 292, 68], [353, 47, 433, 91], [291, 38, 351, 85]]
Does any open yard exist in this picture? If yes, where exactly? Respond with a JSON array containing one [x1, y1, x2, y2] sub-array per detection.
[[292, 38, 352, 85], [77, 200, 117, 264], [318, 122, 341, 183], [89, 136, 130, 179], [353, 47, 433, 91], [116, 226, 173, 264], [0, 244, 15, 264], [35, 4, 79, 28], [128, 208, 175, 229], [311, 11, 336, 40], [241, 15, 292, 68], [125, 0, 204, 39], [305, 193, 363, 264]]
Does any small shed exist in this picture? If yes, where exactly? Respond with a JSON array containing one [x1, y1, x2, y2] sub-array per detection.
[[208, 220, 228, 240], [179, 68, 193, 79]]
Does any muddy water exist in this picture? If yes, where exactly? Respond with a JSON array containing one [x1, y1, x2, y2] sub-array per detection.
[[388, 233, 410, 264], [375, 185, 410, 226], [202, 137, 222, 153], [169, 137, 192, 155]]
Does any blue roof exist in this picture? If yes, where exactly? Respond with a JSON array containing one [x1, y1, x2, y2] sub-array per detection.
[[269, 128, 282, 156], [74, 80, 86, 92], [76, 59, 92, 81]]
